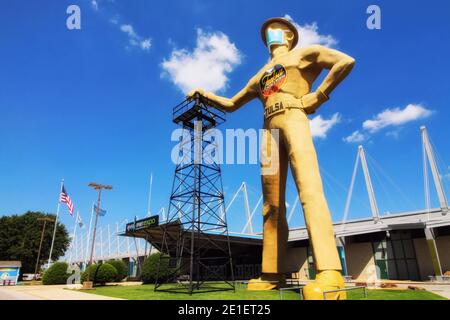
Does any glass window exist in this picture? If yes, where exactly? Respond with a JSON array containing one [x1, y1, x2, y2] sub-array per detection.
[[387, 260, 398, 280], [391, 232, 401, 240], [374, 240, 386, 251], [386, 241, 395, 259], [407, 260, 420, 280], [402, 240, 416, 259], [396, 260, 408, 280], [372, 231, 420, 281], [392, 240, 405, 259]]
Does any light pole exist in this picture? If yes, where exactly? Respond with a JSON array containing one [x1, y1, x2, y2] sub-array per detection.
[[34, 217, 54, 281], [84, 182, 112, 289]]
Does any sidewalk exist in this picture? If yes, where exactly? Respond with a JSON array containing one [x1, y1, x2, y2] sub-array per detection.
[[0, 284, 122, 300], [398, 284, 450, 299]]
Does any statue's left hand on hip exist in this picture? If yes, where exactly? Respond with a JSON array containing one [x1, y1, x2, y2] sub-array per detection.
[[301, 91, 323, 115]]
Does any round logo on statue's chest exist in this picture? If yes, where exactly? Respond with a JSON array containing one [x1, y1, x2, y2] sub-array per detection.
[[259, 64, 287, 97]]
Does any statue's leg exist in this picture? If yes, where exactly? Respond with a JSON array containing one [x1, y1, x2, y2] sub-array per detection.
[[283, 108, 346, 300], [248, 124, 289, 290]]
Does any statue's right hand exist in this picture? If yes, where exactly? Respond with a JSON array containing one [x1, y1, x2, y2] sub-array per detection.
[[186, 88, 206, 101]]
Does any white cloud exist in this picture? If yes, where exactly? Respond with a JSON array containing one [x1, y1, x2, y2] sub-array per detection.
[[284, 15, 338, 48], [443, 167, 450, 181], [140, 39, 151, 50], [88, 1, 149, 52], [310, 113, 341, 139], [120, 24, 151, 51], [91, 0, 99, 11], [343, 130, 367, 143], [343, 103, 433, 143], [363, 104, 432, 133], [161, 29, 242, 94], [120, 24, 137, 38]]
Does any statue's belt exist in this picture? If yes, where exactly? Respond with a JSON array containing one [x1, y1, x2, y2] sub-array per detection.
[[264, 101, 303, 119]]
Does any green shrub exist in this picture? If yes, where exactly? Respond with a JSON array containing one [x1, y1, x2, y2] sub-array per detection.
[[95, 263, 117, 284], [141, 253, 175, 284], [81, 264, 99, 283], [107, 259, 128, 282], [81, 263, 117, 285], [42, 262, 69, 285]]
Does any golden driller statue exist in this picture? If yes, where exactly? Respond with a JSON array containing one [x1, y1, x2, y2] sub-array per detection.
[[188, 17, 355, 300]]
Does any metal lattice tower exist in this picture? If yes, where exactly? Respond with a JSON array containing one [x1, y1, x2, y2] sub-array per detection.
[[155, 94, 235, 294]]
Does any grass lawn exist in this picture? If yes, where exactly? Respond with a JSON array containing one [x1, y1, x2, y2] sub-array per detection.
[[79, 283, 446, 300]]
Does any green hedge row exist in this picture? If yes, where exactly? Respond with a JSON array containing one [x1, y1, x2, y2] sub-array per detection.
[[43, 254, 178, 286], [141, 252, 176, 284], [43, 259, 128, 286], [42, 262, 69, 285]]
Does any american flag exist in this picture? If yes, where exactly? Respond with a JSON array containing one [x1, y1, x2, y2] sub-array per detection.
[[60, 186, 74, 215]]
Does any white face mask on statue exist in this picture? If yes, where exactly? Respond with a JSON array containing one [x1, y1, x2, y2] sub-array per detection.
[[266, 28, 288, 50]]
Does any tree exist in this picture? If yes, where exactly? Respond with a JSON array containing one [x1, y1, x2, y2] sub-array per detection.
[[0, 211, 70, 277], [107, 259, 128, 282], [42, 262, 69, 285], [141, 253, 175, 284], [81, 263, 117, 285]]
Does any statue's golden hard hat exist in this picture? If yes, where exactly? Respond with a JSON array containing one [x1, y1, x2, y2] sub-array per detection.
[[261, 17, 299, 49]]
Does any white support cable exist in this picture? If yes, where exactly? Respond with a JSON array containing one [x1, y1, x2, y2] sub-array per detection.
[[68, 211, 80, 264], [359, 146, 380, 222], [421, 126, 449, 214], [287, 196, 300, 224], [241, 182, 254, 234], [116, 222, 120, 257], [79, 230, 83, 263], [321, 170, 343, 209], [428, 132, 450, 195], [423, 137, 432, 221], [321, 166, 369, 211], [107, 224, 111, 259], [220, 182, 245, 221], [246, 195, 263, 230], [365, 153, 416, 210], [75, 230, 79, 263], [99, 226, 103, 260], [366, 157, 393, 213], [84, 203, 94, 264], [125, 219, 131, 257], [342, 147, 361, 228]]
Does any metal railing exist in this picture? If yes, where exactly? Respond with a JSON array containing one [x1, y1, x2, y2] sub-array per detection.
[[323, 286, 367, 300], [279, 285, 305, 300]]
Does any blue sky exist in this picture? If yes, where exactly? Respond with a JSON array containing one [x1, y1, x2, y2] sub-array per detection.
[[1, 0, 450, 236]]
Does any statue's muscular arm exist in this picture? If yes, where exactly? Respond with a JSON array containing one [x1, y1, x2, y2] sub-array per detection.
[[300, 45, 355, 114], [186, 76, 259, 113]]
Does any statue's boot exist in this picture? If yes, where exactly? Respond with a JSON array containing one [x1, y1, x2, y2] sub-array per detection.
[[247, 273, 286, 291], [303, 270, 346, 300]]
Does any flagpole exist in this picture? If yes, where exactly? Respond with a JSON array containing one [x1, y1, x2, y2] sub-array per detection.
[[68, 211, 79, 264], [85, 182, 112, 288], [100, 226, 103, 259], [107, 224, 111, 258], [84, 202, 94, 265], [116, 222, 120, 256], [79, 230, 84, 263], [147, 173, 153, 216], [74, 232, 78, 263], [47, 179, 64, 268]]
